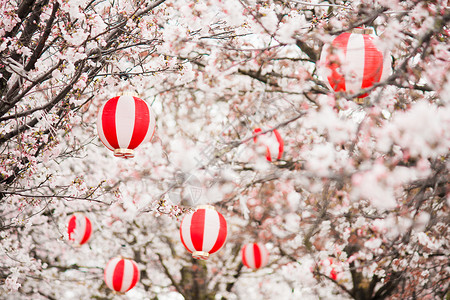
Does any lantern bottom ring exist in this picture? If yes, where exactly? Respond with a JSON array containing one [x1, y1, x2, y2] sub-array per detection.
[[68, 241, 82, 248], [192, 251, 210, 260], [114, 148, 135, 158], [112, 291, 126, 295]]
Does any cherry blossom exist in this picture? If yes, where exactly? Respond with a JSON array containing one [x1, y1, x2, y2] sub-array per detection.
[[1, 0, 449, 299]]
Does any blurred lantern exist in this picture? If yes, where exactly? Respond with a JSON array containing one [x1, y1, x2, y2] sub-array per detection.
[[67, 213, 92, 245], [319, 27, 390, 98], [97, 95, 156, 158], [104, 257, 140, 293], [253, 128, 284, 162], [320, 258, 339, 281], [180, 205, 227, 260], [241, 243, 269, 270]]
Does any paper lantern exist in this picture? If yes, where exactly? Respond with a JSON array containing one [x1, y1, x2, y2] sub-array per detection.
[[180, 205, 227, 260], [320, 258, 338, 280], [253, 128, 284, 162], [241, 243, 269, 270], [319, 28, 387, 98], [104, 257, 140, 293], [67, 213, 92, 245], [97, 95, 156, 158]]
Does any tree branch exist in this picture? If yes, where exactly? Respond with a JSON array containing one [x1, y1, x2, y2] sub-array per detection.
[[0, 60, 85, 146], [24, 1, 59, 71], [156, 252, 184, 296]]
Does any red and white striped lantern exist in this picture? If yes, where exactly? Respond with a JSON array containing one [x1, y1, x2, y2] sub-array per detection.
[[97, 95, 156, 158], [253, 128, 284, 162], [67, 214, 92, 245], [241, 243, 269, 270], [180, 205, 227, 260], [104, 257, 140, 293], [319, 258, 339, 281], [319, 28, 387, 98]]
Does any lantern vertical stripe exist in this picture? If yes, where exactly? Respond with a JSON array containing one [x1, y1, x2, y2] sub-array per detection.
[[244, 245, 255, 268], [119, 260, 132, 292], [79, 217, 92, 245], [330, 268, 337, 280], [120, 260, 134, 293], [143, 106, 156, 144], [247, 245, 256, 268], [253, 128, 267, 160], [242, 245, 250, 267], [129, 260, 140, 292], [113, 259, 125, 292], [253, 243, 262, 269], [362, 35, 383, 89], [144, 125, 155, 147], [209, 212, 227, 254], [67, 216, 77, 241], [104, 257, 120, 290], [253, 128, 262, 137], [328, 32, 351, 92], [128, 97, 150, 149], [345, 33, 365, 94], [202, 208, 220, 252], [190, 209, 205, 251], [265, 145, 272, 162], [102, 96, 120, 149], [261, 244, 269, 267], [180, 213, 195, 253], [115, 95, 136, 149], [274, 129, 284, 160], [97, 102, 115, 151]]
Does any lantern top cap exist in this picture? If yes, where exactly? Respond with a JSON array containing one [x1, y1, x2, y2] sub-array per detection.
[[120, 91, 138, 97], [196, 204, 216, 211], [71, 212, 85, 217], [117, 255, 133, 260], [351, 27, 374, 34]]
